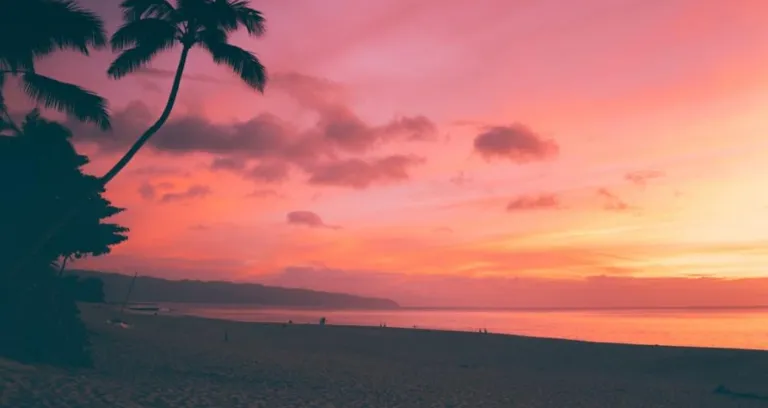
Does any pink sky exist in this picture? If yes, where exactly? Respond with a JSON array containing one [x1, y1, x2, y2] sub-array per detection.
[[13, 0, 768, 307]]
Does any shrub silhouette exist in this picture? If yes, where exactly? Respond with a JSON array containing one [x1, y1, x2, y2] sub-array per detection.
[[61, 275, 106, 303], [0, 110, 127, 366], [0, 262, 93, 366]]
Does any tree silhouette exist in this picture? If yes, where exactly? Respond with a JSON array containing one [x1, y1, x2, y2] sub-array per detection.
[[102, 0, 267, 184], [0, 110, 127, 366], [0, 0, 111, 129], [0, 110, 128, 264], [6, 0, 268, 275]]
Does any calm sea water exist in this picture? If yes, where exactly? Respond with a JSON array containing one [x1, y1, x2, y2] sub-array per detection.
[[171, 305, 768, 350]]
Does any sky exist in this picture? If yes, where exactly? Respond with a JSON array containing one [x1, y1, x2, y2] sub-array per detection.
[[10, 0, 768, 308]]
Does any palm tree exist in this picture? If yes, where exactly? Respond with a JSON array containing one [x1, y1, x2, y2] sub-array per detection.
[[101, 0, 268, 184], [6, 0, 268, 277], [0, 0, 111, 130]]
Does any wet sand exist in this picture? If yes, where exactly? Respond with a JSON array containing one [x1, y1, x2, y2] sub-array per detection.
[[2, 304, 768, 407]]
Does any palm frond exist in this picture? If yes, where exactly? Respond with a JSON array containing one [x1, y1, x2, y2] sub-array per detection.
[[36, 0, 107, 54], [0, 0, 106, 71], [214, 0, 266, 35], [120, 0, 175, 21], [202, 41, 266, 92], [21, 73, 110, 130], [111, 18, 178, 51], [108, 44, 175, 80]]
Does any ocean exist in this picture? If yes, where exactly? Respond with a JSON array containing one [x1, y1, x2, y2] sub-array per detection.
[[169, 304, 768, 350]]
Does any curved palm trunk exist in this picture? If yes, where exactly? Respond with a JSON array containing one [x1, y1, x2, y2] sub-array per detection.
[[7, 47, 192, 277], [101, 45, 191, 184]]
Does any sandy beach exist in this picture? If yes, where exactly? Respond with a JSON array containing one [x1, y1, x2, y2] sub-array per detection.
[[2, 305, 768, 407]]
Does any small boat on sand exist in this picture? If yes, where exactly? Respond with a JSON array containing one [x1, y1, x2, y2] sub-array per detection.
[[126, 303, 160, 312]]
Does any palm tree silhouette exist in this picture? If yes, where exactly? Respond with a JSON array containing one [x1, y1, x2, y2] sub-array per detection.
[[0, 0, 111, 130], [101, 0, 268, 184], [6, 0, 268, 277]]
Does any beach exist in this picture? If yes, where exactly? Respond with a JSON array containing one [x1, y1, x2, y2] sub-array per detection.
[[2, 305, 768, 407]]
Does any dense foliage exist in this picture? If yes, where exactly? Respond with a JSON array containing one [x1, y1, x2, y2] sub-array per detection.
[[0, 111, 127, 366]]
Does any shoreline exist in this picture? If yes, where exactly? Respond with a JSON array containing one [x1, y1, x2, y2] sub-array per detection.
[[167, 309, 768, 353], [164, 303, 768, 352], [2, 304, 768, 407]]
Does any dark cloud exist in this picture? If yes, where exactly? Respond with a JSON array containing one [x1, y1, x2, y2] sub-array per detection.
[[506, 194, 560, 211], [316, 106, 437, 153], [189, 224, 211, 231], [597, 188, 630, 212], [138, 181, 175, 201], [305, 155, 425, 189], [245, 160, 290, 183], [286, 211, 340, 230], [138, 182, 156, 201], [210, 156, 247, 171], [625, 170, 665, 187], [209, 157, 289, 184], [160, 185, 211, 203], [382, 115, 437, 141], [69, 72, 437, 189], [474, 124, 559, 162]]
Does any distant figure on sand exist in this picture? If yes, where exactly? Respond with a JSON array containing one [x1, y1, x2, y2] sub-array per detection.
[[319, 317, 327, 326]]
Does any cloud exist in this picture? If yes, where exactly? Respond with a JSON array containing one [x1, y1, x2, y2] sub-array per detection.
[[449, 171, 471, 186], [305, 154, 425, 189], [138, 181, 175, 201], [210, 157, 247, 171], [209, 156, 290, 184], [245, 160, 290, 183], [69, 72, 437, 189], [160, 185, 211, 203], [189, 224, 210, 231], [134, 67, 223, 83], [136, 78, 163, 93], [315, 106, 437, 153], [246, 189, 281, 199], [129, 165, 190, 177], [506, 194, 560, 211], [625, 170, 665, 187], [596, 188, 631, 212], [138, 182, 156, 200], [286, 211, 340, 229], [473, 124, 559, 162]]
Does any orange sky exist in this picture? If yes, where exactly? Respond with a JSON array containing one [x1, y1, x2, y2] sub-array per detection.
[[13, 0, 768, 307]]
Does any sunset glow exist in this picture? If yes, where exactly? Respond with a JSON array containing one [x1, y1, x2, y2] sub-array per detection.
[[17, 0, 768, 307]]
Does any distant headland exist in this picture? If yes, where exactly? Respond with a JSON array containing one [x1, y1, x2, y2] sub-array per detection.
[[69, 270, 400, 310]]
